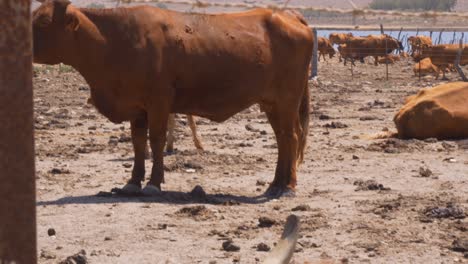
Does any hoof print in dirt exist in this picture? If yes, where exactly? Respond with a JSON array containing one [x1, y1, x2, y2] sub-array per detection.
[[292, 204, 311, 212], [258, 216, 276, 228], [354, 180, 390, 191], [222, 240, 240, 252], [58, 249, 87, 264], [421, 204, 465, 220], [176, 205, 214, 220], [323, 121, 348, 129]]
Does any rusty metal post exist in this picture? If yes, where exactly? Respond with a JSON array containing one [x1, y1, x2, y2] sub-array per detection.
[[0, 0, 37, 264], [385, 38, 389, 81], [455, 36, 468, 82], [380, 24, 384, 34], [310, 28, 318, 79]]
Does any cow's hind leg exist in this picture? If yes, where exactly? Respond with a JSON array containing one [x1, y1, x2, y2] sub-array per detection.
[[121, 115, 148, 193], [187, 115, 204, 150], [264, 107, 299, 198]]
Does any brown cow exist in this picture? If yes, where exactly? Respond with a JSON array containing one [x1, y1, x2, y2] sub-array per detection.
[[346, 34, 403, 66], [420, 44, 468, 80], [87, 97, 203, 152], [377, 54, 400, 64], [394, 82, 468, 139], [317, 37, 335, 62], [32, 0, 313, 197], [329, 32, 353, 45], [408, 35, 432, 54], [413, 58, 439, 77]]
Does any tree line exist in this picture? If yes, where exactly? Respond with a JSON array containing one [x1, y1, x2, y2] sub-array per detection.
[[369, 0, 457, 11]]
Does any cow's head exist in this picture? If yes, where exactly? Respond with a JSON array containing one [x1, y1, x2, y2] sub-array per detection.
[[32, 0, 80, 64]]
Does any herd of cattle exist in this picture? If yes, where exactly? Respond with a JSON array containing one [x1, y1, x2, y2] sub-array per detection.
[[32, 1, 468, 197], [30, 1, 468, 262], [318, 33, 468, 80]]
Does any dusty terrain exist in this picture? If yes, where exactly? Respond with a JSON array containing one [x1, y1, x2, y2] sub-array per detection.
[[34, 56, 468, 263]]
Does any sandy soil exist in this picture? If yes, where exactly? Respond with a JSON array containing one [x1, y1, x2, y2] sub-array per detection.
[[34, 56, 468, 263]]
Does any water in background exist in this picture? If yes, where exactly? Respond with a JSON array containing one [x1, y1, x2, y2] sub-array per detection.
[[318, 30, 468, 52]]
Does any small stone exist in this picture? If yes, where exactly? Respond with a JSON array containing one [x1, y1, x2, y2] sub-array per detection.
[[104, 236, 112, 241], [258, 216, 276, 228], [256, 180, 267, 186], [58, 249, 87, 264], [122, 163, 132, 168], [352, 155, 359, 160], [47, 228, 56, 236], [190, 185, 206, 199], [256, 242, 270, 252], [222, 240, 240, 252], [418, 167, 433, 177]]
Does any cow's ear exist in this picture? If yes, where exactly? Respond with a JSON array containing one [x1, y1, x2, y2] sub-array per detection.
[[52, 0, 71, 22], [65, 12, 80, 31]]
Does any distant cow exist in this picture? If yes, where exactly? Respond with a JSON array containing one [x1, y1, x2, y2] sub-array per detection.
[[377, 54, 401, 65], [413, 58, 439, 77], [318, 37, 336, 62], [33, 0, 313, 197], [345, 34, 403, 66], [420, 44, 468, 79], [329, 32, 353, 45], [394, 82, 468, 139], [408, 35, 432, 54]]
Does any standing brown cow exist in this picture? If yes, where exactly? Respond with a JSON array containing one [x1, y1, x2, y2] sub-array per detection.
[[317, 37, 336, 62], [32, 0, 313, 197], [420, 44, 468, 80]]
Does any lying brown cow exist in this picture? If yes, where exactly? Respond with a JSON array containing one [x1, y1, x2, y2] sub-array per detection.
[[394, 82, 468, 139], [87, 98, 203, 152], [33, 0, 313, 197], [317, 37, 335, 62], [377, 54, 400, 64], [420, 44, 468, 79], [413, 58, 439, 77]]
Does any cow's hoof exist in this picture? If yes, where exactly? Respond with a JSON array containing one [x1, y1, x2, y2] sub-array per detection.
[[121, 183, 142, 194], [142, 184, 162, 196], [264, 186, 296, 198]]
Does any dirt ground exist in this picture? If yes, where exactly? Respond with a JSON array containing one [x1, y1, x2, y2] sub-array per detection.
[[34, 56, 468, 263]]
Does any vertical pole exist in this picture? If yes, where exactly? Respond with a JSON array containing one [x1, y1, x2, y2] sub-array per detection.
[[0, 0, 36, 264], [396, 27, 403, 54], [385, 38, 389, 81], [416, 28, 419, 36], [430, 31, 433, 39], [451, 31, 456, 44], [311, 28, 318, 79], [419, 59, 422, 81], [455, 35, 467, 82], [437, 29, 444, 45], [380, 24, 384, 34]]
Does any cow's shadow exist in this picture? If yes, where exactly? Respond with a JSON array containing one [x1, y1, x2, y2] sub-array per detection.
[[36, 189, 275, 206]]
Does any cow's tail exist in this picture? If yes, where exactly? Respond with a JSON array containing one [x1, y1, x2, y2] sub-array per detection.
[[263, 215, 300, 264], [297, 80, 310, 165]]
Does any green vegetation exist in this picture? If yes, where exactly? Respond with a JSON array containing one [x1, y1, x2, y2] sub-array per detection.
[[369, 0, 457, 11]]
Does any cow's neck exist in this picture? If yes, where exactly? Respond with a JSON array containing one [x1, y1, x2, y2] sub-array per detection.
[[68, 8, 119, 83]]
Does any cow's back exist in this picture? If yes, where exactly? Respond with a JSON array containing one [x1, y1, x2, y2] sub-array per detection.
[[394, 82, 468, 139]]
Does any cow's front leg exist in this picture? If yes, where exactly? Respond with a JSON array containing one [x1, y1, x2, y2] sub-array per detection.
[[121, 115, 147, 193], [142, 111, 169, 196]]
